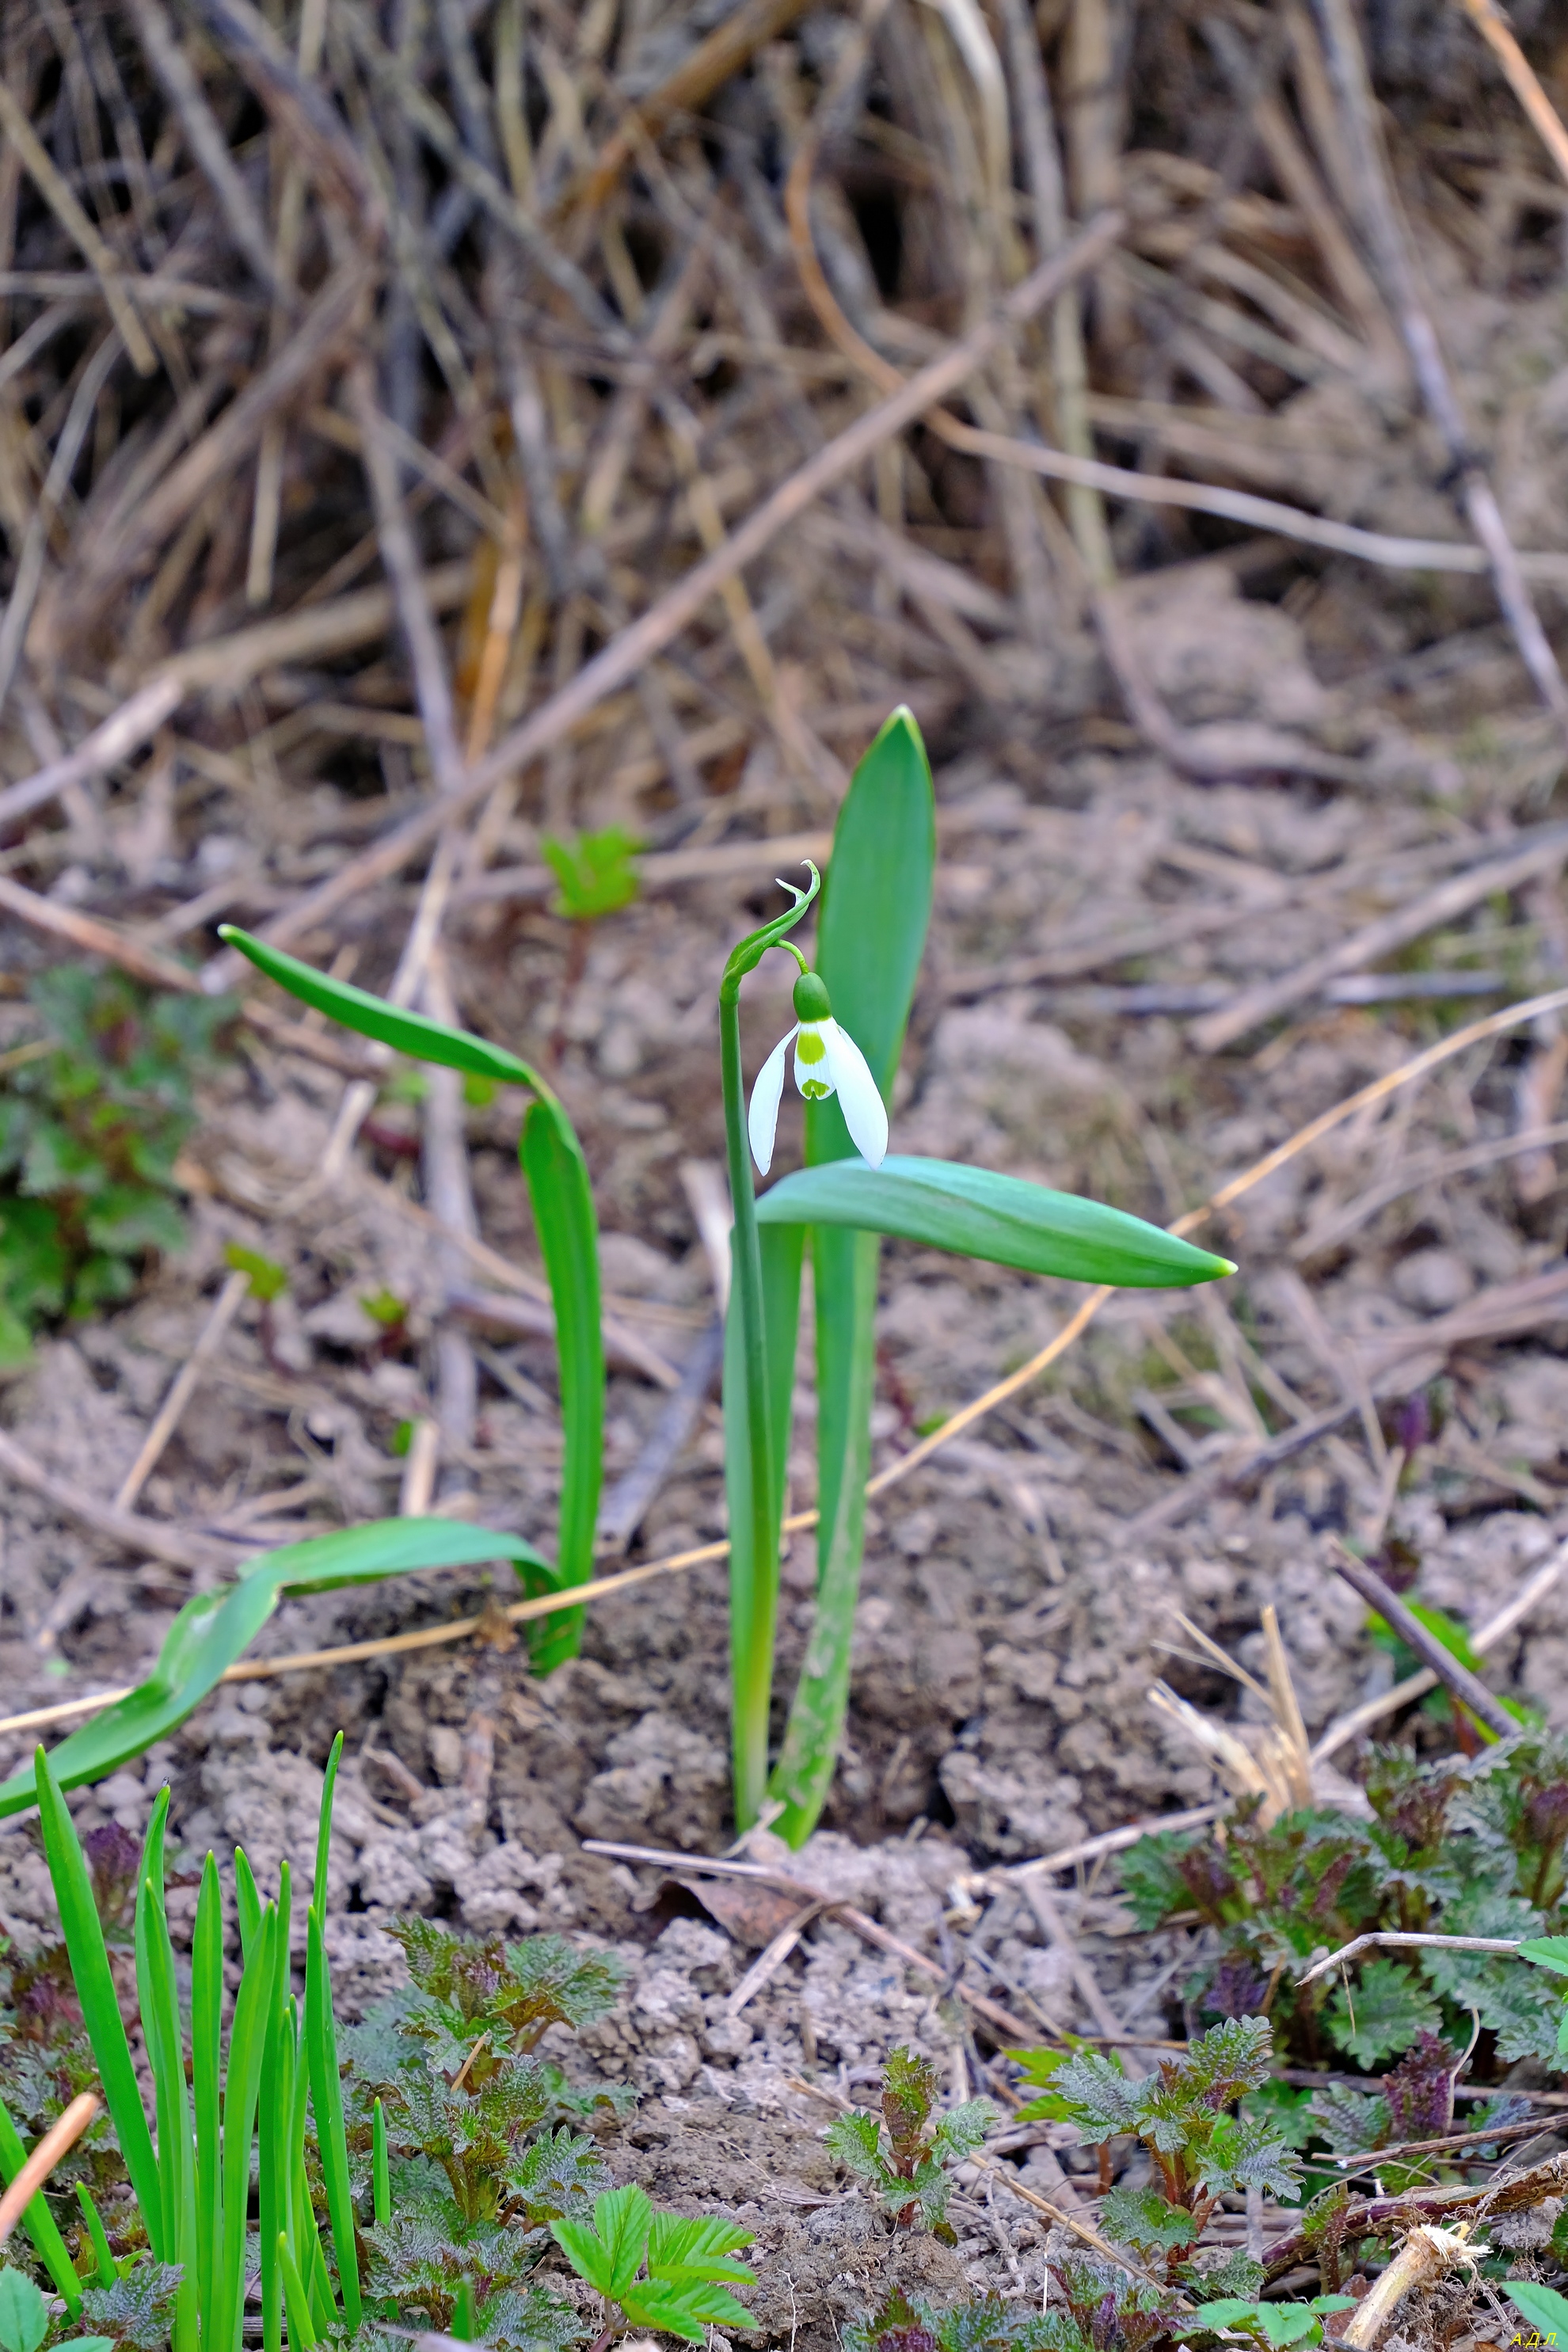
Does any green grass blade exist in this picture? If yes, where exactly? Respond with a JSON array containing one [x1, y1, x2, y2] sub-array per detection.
[[723, 1221, 804, 1826], [304, 1905, 360, 2326], [518, 1100, 604, 1669], [74, 2184, 116, 2289], [313, 1736, 341, 1916], [0, 2095, 82, 2313], [771, 707, 934, 1846], [218, 1903, 276, 2352], [371, 2099, 390, 2228], [32, 1747, 163, 2254], [278, 2233, 318, 2352], [0, 1523, 559, 1815], [190, 1856, 223, 2350], [757, 1157, 1235, 1286], [234, 1848, 261, 1960], [258, 1860, 293, 2352], [133, 1789, 195, 2337]]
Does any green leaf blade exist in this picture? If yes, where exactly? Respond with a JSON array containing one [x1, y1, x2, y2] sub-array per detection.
[[0, 1522, 559, 1815], [519, 1102, 603, 1669], [757, 1155, 1234, 1287], [32, 1749, 165, 2254], [218, 928, 549, 1094]]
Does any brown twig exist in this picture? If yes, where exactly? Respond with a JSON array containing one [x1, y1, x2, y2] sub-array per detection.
[[0, 2094, 101, 2247], [1328, 1545, 1518, 1741]]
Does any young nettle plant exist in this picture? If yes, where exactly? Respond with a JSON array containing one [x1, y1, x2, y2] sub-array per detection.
[[825, 2047, 998, 2239], [1018, 2020, 1300, 2289]]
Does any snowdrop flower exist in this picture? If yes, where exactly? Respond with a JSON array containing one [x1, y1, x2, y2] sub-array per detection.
[[748, 969, 888, 1174]]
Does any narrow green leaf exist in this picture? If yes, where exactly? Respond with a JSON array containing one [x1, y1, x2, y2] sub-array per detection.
[[218, 1904, 276, 2352], [258, 1859, 294, 2352], [0, 2099, 82, 2315], [757, 1155, 1234, 1286], [371, 2099, 390, 2228], [451, 2280, 478, 2342], [313, 1734, 341, 1917], [234, 1848, 261, 1960], [217, 928, 605, 1658], [304, 1905, 360, 2326], [723, 1220, 804, 1829], [190, 1856, 223, 2350], [770, 708, 934, 1846], [74, 2185, 116, 2289], [218, 927, 551, 1093], [133, 1797, 191, 2276], [277, 2233, 318, 2352], [0, 1523, 559, 1815], [32, 1747, 164, 2254], [519, 1101, 603, 1669]]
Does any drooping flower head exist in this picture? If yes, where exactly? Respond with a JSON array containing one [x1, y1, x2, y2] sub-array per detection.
[[748, 967, 888, 1174]]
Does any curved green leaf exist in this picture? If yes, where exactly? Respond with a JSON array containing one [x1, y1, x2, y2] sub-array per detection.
[[218, 927, 550, 1093], [0, 1522, 559, 1817], [219, 927, 605, 1672], [757, 1155, 1233, 1287]]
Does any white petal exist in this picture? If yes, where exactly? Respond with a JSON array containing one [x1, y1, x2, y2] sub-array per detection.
[[821, 1019, 888, 1167], [748, 1026, 795, 1174]]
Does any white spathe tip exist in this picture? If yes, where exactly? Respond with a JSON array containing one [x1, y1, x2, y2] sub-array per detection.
[[748, 1026, 794, 1174]]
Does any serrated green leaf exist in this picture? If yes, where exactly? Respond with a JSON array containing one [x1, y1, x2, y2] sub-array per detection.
[[1506, 2280, 1568, 2335], [1323, 1958, 1440, 2068], [1102, 2183, 1198, 2256], [1520, 1934, 1568, 1977], [0, 2268, 48, 2352], [621, 2277, 755, 2342], [646, 2211, 755, 2282], [756, 1155, 1233, 1287], [0, 1521, 558, 1816]]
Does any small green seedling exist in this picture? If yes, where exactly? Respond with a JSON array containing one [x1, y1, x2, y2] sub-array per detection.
[[843, 2286, 1057, 2349], [0, 969, 233, 1364], [550, 2182, 755, 2347], [1019, 2020, 1300, 2282], [1175, 2296, 1355, 2348], [825, 2046, 998, 2238], [223, 1242, 287, 1302], [540, 828, 641, 923]]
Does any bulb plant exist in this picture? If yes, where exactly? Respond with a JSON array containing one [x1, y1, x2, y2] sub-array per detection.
[[8, 707, 1232, 1842]]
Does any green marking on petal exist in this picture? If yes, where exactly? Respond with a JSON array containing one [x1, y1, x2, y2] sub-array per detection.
[[795, 1029, 827, 1065], [801, 1079, 830, 1100]]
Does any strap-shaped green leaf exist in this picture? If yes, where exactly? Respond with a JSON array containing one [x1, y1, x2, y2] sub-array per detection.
[[519, 1100, 603, 1666], [773, 707, 937, 1845], [218, 1904, 275, 2352], [33, 1747, 165, 2252], [0, 1521, 559, 1816], [304, 1905, 360, 2327], [218, 926, 603, 1669], [191, 1857, 223, 2344], [218, 927, 551, 1092], [757, 1155, 1233, 1287], [724, 1221, 803, 1828]]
